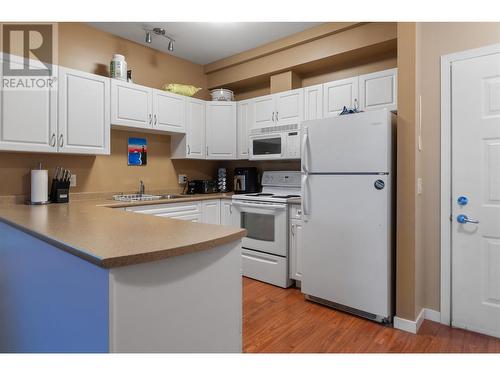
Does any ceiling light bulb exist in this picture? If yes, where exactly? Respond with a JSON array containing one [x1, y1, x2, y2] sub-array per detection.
[[145, 31, 152, 43], [168, 40, 174, 51]]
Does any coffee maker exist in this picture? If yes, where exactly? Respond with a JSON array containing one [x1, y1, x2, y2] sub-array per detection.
[[233, 167, 259, 194]]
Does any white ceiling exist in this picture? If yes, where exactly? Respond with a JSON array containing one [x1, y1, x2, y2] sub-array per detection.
[[88, 22, 323, 65]]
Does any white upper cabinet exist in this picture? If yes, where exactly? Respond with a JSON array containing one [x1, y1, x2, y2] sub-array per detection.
[[111, 80, 152, 130], [304, 84, 323, 121], [323, 76, 359, 118], [58, 67, 110, 155], [0, 54, 57, 153], [206, 101, 237, 159], [252, 89, 304, 129], [275, 88, 303, 126], [253, 95, 275, 128], [237, 99, 254, 159], [152, 89, 186, 133], [358, 68, 397, 112], [185, 97, 206, 158]]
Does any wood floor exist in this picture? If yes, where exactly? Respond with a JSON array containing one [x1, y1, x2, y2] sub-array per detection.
[[242, 277, 500, 353]]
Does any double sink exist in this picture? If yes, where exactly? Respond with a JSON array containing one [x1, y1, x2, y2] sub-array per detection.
[[112, 194, 181, 203]]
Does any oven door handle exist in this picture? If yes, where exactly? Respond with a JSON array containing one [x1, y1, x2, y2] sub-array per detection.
[[232, 201, 286, 210]]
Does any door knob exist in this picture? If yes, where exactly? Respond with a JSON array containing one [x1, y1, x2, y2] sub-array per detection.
[[457, 196, 468, 206], [457, 214, 479, 224]]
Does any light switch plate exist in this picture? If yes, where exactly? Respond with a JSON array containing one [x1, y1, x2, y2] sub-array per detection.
[[70, 174, 77, 187], [417, 178, 423, 195], [178, 174, 188, 184]]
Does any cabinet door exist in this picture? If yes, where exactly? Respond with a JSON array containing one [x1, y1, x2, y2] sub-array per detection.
[[358, 68, 397, 112], [201, 199, 221, 224], [220, 200, 236, 226], [206, 102, 236, 160], [253, 95, 275, 128], [153, 89, 186, 133], [275, 88, 303, 126], [0, 55, 57, 153], [289, 219, 303, 281], [111, 80, 152, 129], [304, 84, 323, 121], [58, 67, 110, 155], [237, 100, 253, 159], [185, 97, 206, 158], [323, 77, 359, 118]]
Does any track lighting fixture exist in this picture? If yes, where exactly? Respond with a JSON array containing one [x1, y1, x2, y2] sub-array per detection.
[[143, 27, 175, 51]]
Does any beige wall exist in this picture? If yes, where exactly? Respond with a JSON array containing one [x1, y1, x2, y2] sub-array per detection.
[[418, 22, 500, 311], [0, 22, 215, 197]]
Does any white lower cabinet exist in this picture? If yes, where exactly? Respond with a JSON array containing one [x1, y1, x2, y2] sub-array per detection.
[[220, 199, 236, 226], [201, 200, 221, 224], [289, 205, 303, 281]]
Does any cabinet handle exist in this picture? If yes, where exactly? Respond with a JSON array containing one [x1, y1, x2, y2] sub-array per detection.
[[229, 204, 232, 214], [276, 111, 278, 122], [297, 210, 302, 215], [291, 223, 295, 236], [206, 145, 209, 156], [187, 145, 191, 155], [59, 134, 64, 148], [149, 114, 152, 125], [50, 133, 56, 147], [272, 111, 275, 123], [154, 114, 157, 126]]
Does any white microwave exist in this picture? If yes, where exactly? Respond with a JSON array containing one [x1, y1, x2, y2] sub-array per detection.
[[249, 124, 301, 160]]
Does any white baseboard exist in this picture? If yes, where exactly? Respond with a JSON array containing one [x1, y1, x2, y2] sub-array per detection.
[[423, 308, 441, 323], [394, 308, 425, 334], [394, 308, 442, 334]]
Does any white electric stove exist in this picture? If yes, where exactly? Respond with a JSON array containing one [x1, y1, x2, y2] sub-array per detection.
[[232, 171, 301, 288]]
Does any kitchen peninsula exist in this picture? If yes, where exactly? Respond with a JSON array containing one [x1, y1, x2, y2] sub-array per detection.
[[0, 195, 245, 353]]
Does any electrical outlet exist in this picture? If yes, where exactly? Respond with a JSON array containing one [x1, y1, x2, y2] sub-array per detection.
[[178, 174, 188, 184], [70, 174, 77, 187]]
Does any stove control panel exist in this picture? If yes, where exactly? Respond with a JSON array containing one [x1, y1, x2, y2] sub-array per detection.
[[261, 171, 301, 187]]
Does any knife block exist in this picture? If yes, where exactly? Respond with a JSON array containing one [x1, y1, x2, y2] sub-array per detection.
[[50, 179, 70, 203]]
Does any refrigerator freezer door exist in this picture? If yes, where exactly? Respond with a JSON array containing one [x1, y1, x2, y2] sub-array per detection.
[[301, 174, 392, 319], [302, 109, 392, 174]]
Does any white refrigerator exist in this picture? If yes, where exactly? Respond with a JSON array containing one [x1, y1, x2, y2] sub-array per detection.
[[300, 109, 393, 323]]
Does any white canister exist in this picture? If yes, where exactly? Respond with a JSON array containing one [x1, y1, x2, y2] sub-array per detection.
[[110, 54, 127, 80]]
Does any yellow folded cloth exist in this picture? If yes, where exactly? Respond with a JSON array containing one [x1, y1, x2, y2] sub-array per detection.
[[162, 83, 202, 97]]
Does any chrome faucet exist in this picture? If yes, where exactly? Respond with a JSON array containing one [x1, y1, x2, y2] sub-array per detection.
[[139, 180, 145, 195]]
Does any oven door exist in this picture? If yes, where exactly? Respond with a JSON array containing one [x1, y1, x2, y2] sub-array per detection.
[[232, 200, 288, 257], [249, 133, 284, 160]]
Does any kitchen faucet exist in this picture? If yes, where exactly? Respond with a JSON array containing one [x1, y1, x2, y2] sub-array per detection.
[[139, 180, 145, 195]]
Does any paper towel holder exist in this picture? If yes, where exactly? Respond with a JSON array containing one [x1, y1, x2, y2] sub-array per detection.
[[26, 162, 51, 205]]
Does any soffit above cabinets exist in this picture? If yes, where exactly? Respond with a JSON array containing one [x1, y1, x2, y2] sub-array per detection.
[[87, 22, 323, 65]]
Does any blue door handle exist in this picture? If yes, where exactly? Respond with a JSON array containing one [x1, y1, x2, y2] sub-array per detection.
[[457, 214, 480, 224]]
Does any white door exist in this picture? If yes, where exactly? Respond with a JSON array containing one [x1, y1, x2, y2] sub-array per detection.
[[153, 89, 186, 133], [58, 67, 110, 155], [275, 88, 303, 126], [451, 52, 500, 338], [301, 174, 391, 319], [358, 68, 397, 112], [323, 77, 359, 118], [206, 102, 236, 159], [111, 80, 152, 129], [304, 84, 323, 121], [237, 100, 253, 159], [289, 219, 303, 281], [185, 97, 206, 159], [202, 200, 221, 224], [253, 95, 275, 128], [0, 55, 57, 153]]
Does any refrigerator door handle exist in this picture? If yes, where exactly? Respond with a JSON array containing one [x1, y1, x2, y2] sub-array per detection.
[[301, 128, 309, 173], [301, 173, 309, 220]]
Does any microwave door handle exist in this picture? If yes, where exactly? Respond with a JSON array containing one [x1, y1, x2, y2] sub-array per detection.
[[301, 128, 309, 173]]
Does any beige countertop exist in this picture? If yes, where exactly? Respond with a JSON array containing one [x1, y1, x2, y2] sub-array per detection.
[[0, 193, 245, 269]]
